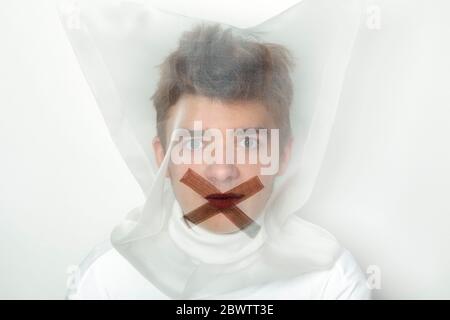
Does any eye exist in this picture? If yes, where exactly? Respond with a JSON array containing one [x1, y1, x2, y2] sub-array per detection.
[[184, 138, 203, 150], [239, 136, 258, 149]]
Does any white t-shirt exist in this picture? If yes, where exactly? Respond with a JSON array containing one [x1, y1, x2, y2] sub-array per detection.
[[67, 240, 371, 300]]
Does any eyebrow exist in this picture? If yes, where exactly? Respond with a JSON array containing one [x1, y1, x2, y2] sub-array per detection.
[[185, 127, 272, 136]]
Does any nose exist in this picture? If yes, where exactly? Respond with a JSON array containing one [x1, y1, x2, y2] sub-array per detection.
[[204, 164, 240, 186]]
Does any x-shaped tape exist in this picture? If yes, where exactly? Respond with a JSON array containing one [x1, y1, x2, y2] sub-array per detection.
[[180, 169, 264, 238]]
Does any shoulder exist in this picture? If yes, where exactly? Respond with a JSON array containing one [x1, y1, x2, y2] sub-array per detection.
[[319, 247, 372, 299], [67, 240, 167, 300]]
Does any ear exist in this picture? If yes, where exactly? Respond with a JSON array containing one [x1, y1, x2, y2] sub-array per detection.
[[152, 136, 170, 177], [276, 136, 293, 177]]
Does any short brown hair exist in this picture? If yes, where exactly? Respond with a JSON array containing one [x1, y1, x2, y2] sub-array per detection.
[[151, 24, 294, 147]]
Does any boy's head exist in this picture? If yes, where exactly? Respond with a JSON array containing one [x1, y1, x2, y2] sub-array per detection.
[[151, 24, 294, 234]]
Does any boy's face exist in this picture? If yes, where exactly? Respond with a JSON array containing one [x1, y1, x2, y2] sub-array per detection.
[[153, 94, 292, 234]]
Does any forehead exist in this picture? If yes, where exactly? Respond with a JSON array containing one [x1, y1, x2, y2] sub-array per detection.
[[165, 94, 277, 131]]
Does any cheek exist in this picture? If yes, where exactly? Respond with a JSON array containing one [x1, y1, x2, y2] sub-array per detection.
[[235, 163, 261, 180], [236, 164, 276, 200], [254, 173, 276, 208], [167, 163, 187, 180], [168, 163, 207, 180], [167, 164, 189, 200], [259, 174, 275, 187], [257, 174, 275, 201], [168, 164, 208, 209], [236, 163, 276, 182]]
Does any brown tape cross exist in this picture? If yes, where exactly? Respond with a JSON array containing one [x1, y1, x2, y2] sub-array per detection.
[[180, 168, 264, 238]]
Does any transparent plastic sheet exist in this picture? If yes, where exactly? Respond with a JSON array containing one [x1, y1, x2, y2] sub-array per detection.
[[57, 0, 363, 299]]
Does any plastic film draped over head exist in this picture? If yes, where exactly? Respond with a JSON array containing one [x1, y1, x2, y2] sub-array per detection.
[[57, 0, 362, 298]]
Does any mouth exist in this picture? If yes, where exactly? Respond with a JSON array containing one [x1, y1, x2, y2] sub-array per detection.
[[205, 193, 244, 209]]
